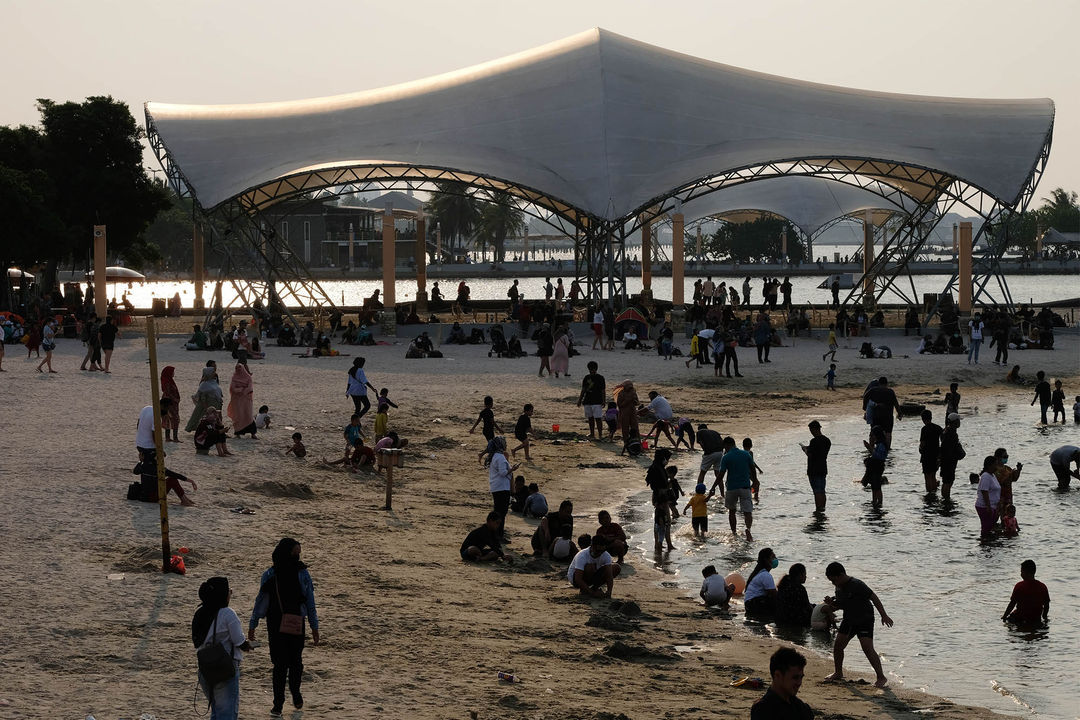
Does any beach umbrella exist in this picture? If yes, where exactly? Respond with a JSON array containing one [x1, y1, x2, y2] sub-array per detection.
[[7, 267, 34, 280], [615, 308, 647, 325], [0, 310, 25, 323], [85, 266, 146, 282]]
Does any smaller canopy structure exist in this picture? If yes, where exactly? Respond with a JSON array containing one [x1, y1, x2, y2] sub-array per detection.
[[85, 267, 147, 281], [677, 177, 920, 238], [1039, 228, 1079, 246], [8, 268, 35, 280]]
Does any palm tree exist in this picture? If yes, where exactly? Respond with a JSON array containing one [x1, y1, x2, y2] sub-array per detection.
[[477, 190, 526, 264], [426, 180, 482, 261]]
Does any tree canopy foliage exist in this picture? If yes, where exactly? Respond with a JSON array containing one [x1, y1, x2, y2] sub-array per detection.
[[0, 96, 171, 299], [425, 180, 481, 260], [476, 190, 526, 263], [696, 216, 805, 263]]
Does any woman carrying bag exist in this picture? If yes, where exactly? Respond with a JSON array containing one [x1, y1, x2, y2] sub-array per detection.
[[248, 538, 320, 716], [191, 576, 251, 720]]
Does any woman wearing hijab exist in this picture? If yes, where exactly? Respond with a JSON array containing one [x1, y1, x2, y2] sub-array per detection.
[[550, 325, 571, 378], [346, 357, 377, 418], [186, 366, 223, 432], [613, 380, 640, 454], [228, 362, 257, 438], [191, 576, 251, 719], [161, 366, 181, 442], [195, 407, 233, 457], [248, 538, 320, 716], [536, 323, 554, 377]]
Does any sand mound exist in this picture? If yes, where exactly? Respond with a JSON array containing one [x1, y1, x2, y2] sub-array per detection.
[[113, 546, 203, 574], [245, 481, 316, 499], [421, 436, 460, 450], [597, 640, 680, 663]]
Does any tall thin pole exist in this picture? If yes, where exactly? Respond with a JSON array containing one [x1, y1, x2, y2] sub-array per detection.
[[93, 225, 107, 318], [146, 317, 171, 572]]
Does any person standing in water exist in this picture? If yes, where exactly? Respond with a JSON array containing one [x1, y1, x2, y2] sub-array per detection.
[[800, 420, 830, 512], [823, 562, 893, 688], [918, 409, 943, 494]]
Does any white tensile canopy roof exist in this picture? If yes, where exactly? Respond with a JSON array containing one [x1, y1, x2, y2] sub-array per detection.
[[146, 28, 1054, 221], [678, 177, 920, 237]]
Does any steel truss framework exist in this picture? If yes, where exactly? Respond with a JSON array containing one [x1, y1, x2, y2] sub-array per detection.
[[148, 100, 1052, 318]]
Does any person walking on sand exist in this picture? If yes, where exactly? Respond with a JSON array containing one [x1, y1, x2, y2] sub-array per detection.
[[800, 420, 831, 512], [99, 315, 120, 373], [576, 361, 606, 439], [186, 366, 223, 432], [551, 325, 570, 378], [536, 323, 554, 377], [161, 366, 182, 442], [823, 562, 893, 688], [192, 576, 253, 720], [248, 538, 320, 716], [36, 318, 58, 373], [488, 437, 520, 540], [227, 362, 257, 438], [346, 357, 378, 420]]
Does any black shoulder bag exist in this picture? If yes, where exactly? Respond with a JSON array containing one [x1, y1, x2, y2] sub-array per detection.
[[196, 614, 236, 687]]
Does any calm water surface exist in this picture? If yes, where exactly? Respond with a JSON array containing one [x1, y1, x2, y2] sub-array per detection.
[[621, 399, 1079, 718]]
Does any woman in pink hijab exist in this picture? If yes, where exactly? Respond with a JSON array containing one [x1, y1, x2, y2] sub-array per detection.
[[227, 362, 258, 438], [160, 365, 182, 442]]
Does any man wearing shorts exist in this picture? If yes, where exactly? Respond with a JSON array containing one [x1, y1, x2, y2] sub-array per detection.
[[938, 413, 964, 500], [576, 361, 606, 438], [823, 562, 893, 688], [1049, 445, 1080, 489], [708, 436, 757, 541], [800, 420, 830, 512], [696, 424, 724, 486]]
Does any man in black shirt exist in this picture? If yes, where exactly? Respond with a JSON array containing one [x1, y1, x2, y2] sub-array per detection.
[[460, 511, 504, 562], [695, 424, 724, 486], [576, 361, 606, 439], [1031, 370, 1052, 424], [918, 409, 943, 494], [800, 421, 831, 512], [531, 500, 575, 558], [99, 315, 120, 373], [862, 376, 902, 448], [938, 413, 964, 500], [751, 647, 814, 720], [823, 562, 893, 688]]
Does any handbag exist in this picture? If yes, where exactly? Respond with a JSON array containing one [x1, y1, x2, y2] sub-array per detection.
[[275, 575, 304, 636], [196, 615, 236, 687]]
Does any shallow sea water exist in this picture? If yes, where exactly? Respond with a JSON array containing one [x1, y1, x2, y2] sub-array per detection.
[[622, 399, 1079, 719]]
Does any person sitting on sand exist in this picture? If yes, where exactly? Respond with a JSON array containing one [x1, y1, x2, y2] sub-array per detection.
[[531, 499, 574, 558], [286, 432, 306, 458], [823, 561, 893, 688], [750, 647, 814, 720], [185, 324, 208, 351], [595, 510, 628, 563], [523, 482, 548, 518], [700, 565, 736, 607], [194, 407, 232, 457], [567, 535, 620, 598], [133, 449, 197, 506], [509, 475, 529, 513], [460, 511, 505, 563]]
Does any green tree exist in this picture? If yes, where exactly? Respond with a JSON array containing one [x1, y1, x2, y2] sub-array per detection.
[[698, 216, 805, 263], [426, 180, 481, 260], [141, 180, 198, 271], [476, 190, 525, 264], [1036, 187, 1079, 233]]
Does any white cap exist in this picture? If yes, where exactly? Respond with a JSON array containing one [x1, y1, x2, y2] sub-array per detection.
[[946, 413, 961, 423]]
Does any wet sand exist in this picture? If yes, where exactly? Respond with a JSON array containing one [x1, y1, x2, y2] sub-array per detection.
[[0, 327, 1076, 718]]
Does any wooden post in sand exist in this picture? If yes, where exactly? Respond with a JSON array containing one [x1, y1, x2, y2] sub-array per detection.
[[193, 224, 205, 310], [145, 317, 172, 572], [93, 225, 107, 319], [378, 448, 403, 510]]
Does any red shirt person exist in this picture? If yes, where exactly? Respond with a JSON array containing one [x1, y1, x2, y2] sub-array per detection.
[[1002, 559, 1050, 625]]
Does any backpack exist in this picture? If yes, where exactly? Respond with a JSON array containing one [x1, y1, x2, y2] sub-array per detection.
[[126, 481, 143, 501]]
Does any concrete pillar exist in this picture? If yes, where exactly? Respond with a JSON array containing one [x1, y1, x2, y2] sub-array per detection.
[[958, 221, 973, 313], [435, 222, 442, 264], [193, 224, 205, 310], [781, 226, 788, 261], [640, 218, 652, 290], [347, 223, 355, 272], [524, 226, 529, 262], [382, 203, 395, 307], [862, 210, 874, 296], [93, 225, 107, 318], [952, 224, 958, 256], [672, 213, 685, 306], [415, 212, 427, 313]]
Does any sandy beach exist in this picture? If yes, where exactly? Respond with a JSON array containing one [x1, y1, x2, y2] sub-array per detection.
[[1, 324, 1077, 719]]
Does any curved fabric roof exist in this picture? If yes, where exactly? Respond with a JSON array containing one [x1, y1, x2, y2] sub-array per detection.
[[679, 177, 920, 237], [146, 28, 1054, 220]]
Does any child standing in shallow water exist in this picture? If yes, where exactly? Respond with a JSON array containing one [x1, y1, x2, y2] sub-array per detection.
[[1051, 381, 1066, 423]]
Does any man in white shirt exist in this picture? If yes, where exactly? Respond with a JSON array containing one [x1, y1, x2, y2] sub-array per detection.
[[701, 277, 715, 304], [642, 391, 677, 447], [567, 536, 620, 598], [136, 398, 172, 455]]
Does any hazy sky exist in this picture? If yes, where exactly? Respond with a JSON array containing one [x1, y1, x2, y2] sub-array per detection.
[[3, 0, 1076, 204]]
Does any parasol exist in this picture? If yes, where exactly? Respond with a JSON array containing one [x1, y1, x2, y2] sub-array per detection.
[[85, 266, 146, 282], [7, 267, 34, 280], [615, 308, 647, 325]]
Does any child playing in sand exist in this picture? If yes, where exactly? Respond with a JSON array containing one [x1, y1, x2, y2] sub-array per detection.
[[665, 465, 684, 521], [511, 404, 535, 461], [683, 483, 714, 537], [673, 418, 696, 450], [1002, 504, 1020, 536], [811, 598, 837, 630], [825, 364, 836, 391], [374, 388, 398, 439], [700, 565, 736, 607], [823, 324, 838, 362], [743, 437, 764, 502], [286, 432, 306, 458], [510, 475, 529, 513], [470, 395, 503, 457], [1051, 380, 1066, 423], [604, 401, 618, 442], [326, 414, 373, 472], [255, 404, 271, 429]]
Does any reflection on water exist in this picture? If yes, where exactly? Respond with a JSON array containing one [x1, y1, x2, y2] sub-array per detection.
[[622, 399, 1078, 718]]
